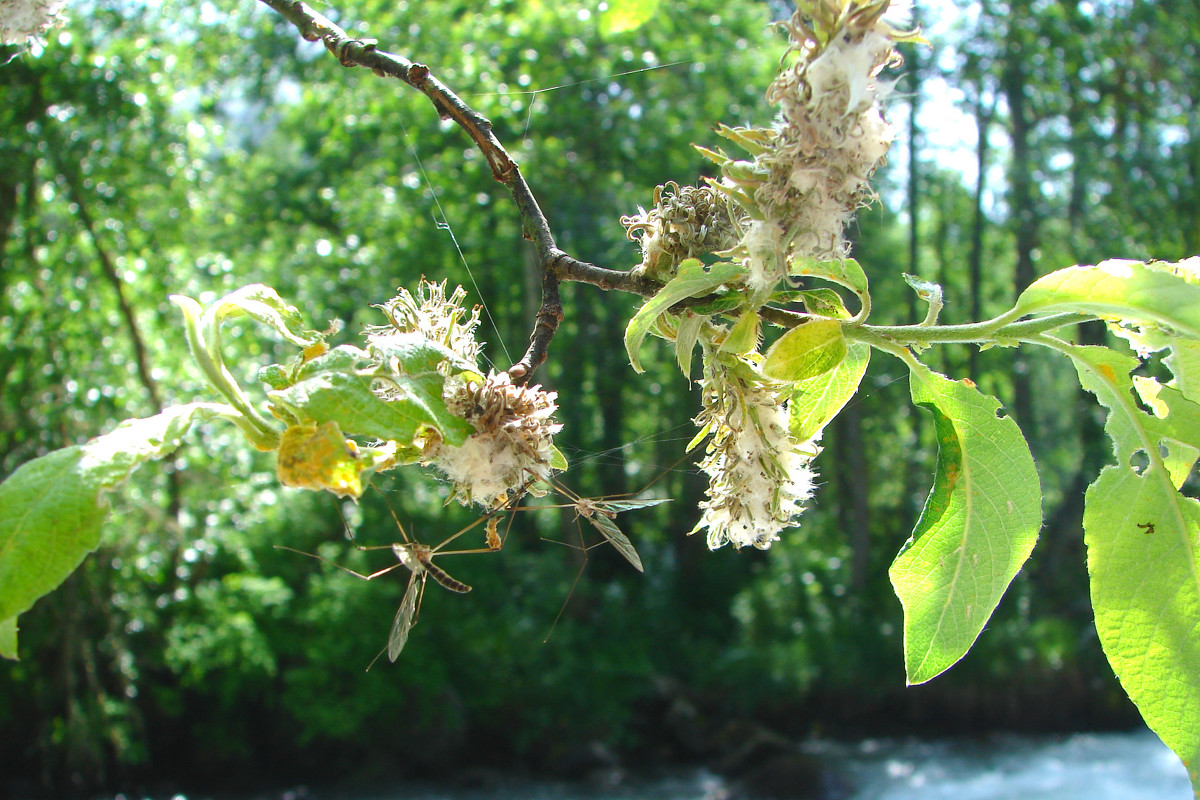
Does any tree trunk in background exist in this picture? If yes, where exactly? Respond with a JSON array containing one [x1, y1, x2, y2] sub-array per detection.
[[594, 294, 630, 498], [900, 17, 926, 541], [905, 2, 923, 325], [1001, 4, 1038, 429], [830, 394, 871, 590], [1037, 0, 1103, 613], [967, 96, 994, 380]]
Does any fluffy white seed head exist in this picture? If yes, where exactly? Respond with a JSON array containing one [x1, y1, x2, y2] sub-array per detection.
[[692, 355, 820, 549], [424, 371, 562, 510], [0, 0, 67, 44]]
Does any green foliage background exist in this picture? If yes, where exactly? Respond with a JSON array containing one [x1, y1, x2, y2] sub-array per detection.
[[2, 0, 1198, 793]]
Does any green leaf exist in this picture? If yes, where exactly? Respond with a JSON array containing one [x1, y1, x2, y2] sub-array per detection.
[[789, 342, 870, 441], [599, 0, 659, 35], [1015, 259, 1200, 340], [797, 288, 851, 319], [624, 259, 746, 373], [693, 144, 731, 167], [789, 256, 870, 321], [0, 402, 239, 658], [903, 273, 944, 305], [268, 341, 473, 449], [172, 287, 326, 451], [1063, 343, 1200, 790], [687, 293, 744, 316], [675, 312, 705, 379], [889, 363, 1042, 684], [718, 309, 760, 356], [713, 122, 775, 156], [761, 319, 846, 382], [204, 284, 326, 347], [548, 445, 569, 472], [0, 617, 16, 661], [903, 273, 944, 324]]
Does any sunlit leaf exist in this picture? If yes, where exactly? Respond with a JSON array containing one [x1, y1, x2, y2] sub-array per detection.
[[788, 341, 869, 441], [0, 403, 243, 658], [599, 0, 659, 35], [889, 364, 1041, 684], [761, 319, 846, 381], [1063, 343, 1200, 791], [1015, 259, 1200, 340]]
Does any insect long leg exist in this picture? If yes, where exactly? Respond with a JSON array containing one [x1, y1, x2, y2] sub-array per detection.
[[540, 515, 609, 642], [547, 479, 663, 572], [283, 485, 520, 667], [274, 545, 408, 582]]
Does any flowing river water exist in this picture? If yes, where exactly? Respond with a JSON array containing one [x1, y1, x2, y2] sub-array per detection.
[[368, 729, 1190, 800]]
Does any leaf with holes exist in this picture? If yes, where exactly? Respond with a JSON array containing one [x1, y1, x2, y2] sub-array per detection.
[[1064, 342, 1200, 793]]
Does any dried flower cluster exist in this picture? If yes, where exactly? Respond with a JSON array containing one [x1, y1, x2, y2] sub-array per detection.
[[633, 2, 915, 548], [763, 3, 906, 257], [365, 281, 562, 509], [621, 182, 742, 282], [0, 0, 66, 44], [424, 371, 562, 509], [698, 1, 915, 297], [692, 354, 820, 549], [370, 280, 483, 366]]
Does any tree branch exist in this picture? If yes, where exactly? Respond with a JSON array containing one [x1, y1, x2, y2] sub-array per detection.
[[255, 1, 833, 374], [257, 0, 609, 382]]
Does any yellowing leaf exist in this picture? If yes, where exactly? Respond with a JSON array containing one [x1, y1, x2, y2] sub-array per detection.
[[275, 421, 372, 499]]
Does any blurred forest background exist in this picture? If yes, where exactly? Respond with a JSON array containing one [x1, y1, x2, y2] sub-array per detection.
[[2, 0, 1199, 795]]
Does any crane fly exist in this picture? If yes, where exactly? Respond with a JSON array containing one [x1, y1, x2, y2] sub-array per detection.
[[277, 492, 505, 665], [522, 479, 672, 573], [279, 471, 671, 660], [517, 479, 670, 641]]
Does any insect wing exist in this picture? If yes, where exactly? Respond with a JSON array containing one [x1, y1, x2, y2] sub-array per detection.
[[388, 573, 421, 662], [592, 497, 671, 514], [585, 512, 644, 573]]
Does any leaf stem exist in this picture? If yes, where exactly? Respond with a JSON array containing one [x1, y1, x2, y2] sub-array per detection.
[[851, 311, 1093, 349], [171, 296, 280, 451]]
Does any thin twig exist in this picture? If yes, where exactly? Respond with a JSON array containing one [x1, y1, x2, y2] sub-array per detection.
[[257, 0, 591, 381]]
